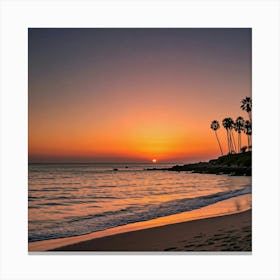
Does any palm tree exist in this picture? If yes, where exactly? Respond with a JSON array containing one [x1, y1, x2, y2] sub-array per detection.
[[222, 117, 235, 154], [234, 116, 245, 153], [244, 120, 252, 151], [210, 120, 223, 156], [241, 96, 252, 122]]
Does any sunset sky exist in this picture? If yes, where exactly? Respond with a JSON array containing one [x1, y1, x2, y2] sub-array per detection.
[[28, 28, 251, 163]]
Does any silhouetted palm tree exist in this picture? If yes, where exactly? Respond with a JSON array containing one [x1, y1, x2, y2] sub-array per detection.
[[241, 97, 252, 122], [210, 120, 223, 156], [222, 117, 235, 154], [234, 116, 245, 153], [244, 120, 252, 151]]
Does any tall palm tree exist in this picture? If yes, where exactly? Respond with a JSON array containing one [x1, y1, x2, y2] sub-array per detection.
[[234, 116, 245, 153], [210, 120, 223, 156], [241, 96, 252, 122], [222, 117, 235, 154], [244, 120, 252, 151]]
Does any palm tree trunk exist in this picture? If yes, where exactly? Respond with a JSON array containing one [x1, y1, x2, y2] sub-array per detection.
[[229, 132, 234, 153], [215, 131, 223, 156], [230, 131, 233, 154], [230, 131, 236, 153], [249, 135, 252, 150], [226, 130, 231, 154], [238, 132, 241, 153]]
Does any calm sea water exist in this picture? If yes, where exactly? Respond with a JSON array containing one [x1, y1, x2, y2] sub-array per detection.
[[28, 163, 251, 242]]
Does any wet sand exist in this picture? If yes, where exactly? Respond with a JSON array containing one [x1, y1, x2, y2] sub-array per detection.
[[52, 209, 251, 252]]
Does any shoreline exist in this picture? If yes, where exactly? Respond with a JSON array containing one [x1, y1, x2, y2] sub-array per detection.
[[52, 209, 251, 252], [29, 194, 251, 252]]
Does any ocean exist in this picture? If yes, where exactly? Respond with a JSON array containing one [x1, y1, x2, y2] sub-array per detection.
[[28, 163, 251, 242]]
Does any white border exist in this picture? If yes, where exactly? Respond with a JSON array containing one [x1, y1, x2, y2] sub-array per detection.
[[1, 0, 279, 279]]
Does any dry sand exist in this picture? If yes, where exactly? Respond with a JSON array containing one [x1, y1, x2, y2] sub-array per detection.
[[52, 209, 251, 252]]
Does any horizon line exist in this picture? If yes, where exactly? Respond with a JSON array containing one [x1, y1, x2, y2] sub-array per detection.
[[28, 161, 185, 165]]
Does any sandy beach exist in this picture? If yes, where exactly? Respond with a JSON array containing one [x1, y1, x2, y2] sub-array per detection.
[[50, 209, 251, 252]]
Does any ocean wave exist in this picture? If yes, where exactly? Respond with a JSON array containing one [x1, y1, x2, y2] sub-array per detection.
[[29, 184, 251, 242], [29, 188, 60, 192]]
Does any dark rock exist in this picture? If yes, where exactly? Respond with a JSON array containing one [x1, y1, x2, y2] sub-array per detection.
[[146, 152, 252, 176]]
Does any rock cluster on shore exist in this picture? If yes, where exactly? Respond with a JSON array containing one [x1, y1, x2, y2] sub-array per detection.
[[147, 152, 252, 176]]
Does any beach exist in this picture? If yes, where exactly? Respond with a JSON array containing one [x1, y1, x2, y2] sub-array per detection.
[[52, 209, 251, 252]]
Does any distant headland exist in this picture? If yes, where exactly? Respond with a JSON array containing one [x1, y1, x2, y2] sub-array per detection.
[[146, 151, 251, 176]]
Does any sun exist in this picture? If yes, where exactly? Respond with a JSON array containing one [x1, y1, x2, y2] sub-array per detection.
[[152, 159, 157, 163]]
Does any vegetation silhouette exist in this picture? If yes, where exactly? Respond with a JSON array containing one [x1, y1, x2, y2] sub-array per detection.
[[244, 120, 252, 151], [241, 96, 252, 122], [222, 117, 236, 154], [210, 120, 223, 156], [211, 96, 252, 155], [235, 116, 245, 153]]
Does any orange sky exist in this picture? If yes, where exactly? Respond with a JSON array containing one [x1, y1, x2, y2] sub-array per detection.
[[28, 28, 251, 163]]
